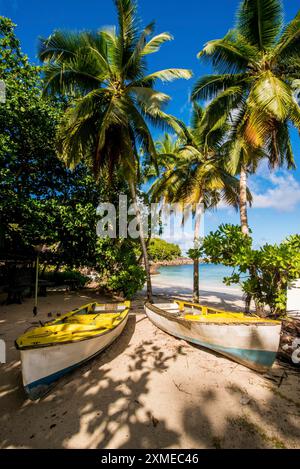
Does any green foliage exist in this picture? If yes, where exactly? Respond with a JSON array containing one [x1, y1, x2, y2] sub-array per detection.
[[203, 224, 252, 267], [187, 247, 203, 260], [0, 17, 143, 300], [0, 17, 105, 268], [41, 270, 89, 289], [108, 265, 146, 299], [38, 0, 192, 180], [148, 238, 181, 261], [193, 1, 300, 172], [202, 225, 300, 316], [96, 237, 146, 298]]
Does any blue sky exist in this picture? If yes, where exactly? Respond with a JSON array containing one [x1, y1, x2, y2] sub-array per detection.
[[1, 0, 300, 249]]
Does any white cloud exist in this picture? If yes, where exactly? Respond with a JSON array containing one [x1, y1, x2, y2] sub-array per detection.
[[252, 172, 300, 212], [215, 166, 300, 212]]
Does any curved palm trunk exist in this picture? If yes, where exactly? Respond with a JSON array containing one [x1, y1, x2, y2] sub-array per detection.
[[193, 209, 201, 303], [239, 165, 249, 236], [129, 180, 153, 302]]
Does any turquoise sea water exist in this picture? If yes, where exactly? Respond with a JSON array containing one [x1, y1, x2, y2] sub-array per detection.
[[154, 263, 241, 293]]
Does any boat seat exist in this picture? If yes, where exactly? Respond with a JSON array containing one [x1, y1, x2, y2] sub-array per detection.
[[94, 305, 126, 312], [152, 304, 181, 317], [63, 313, 121, 324]]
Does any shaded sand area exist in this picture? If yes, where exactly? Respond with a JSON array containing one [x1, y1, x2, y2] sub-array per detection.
[[149, 276, 249, 313], [0, 289, 299, 449]]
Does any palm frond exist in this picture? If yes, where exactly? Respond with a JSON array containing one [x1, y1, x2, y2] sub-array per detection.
[[192, 73, 249, 101], [198, 31, 258, 74], [114, 0, 138, 47], [237, 0, 283, 50], [142, 32, 173, 55], [42, 61, 102, 96], [274, 11, 300, 60], [265, 120, 296, 169], [130, 86, 170, 110], [250, 71, 293, 120], [38, 30, 84, 62], [141, 68, 192, 83]]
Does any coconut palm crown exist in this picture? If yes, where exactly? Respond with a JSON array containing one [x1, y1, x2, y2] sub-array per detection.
[[38, 0, 192, 178], [38, 0, 192, 301], [149, 106, 250, 301], [192, 0, 300, 170]]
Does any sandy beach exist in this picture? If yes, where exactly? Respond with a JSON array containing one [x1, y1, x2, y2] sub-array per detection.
[[0, 284, 299, 449], [150, 274, 248, 312]]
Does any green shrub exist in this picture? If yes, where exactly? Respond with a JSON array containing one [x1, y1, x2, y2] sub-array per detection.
[[202, 224, 300, 316], [148, 238, 181, 261], [42, 270, 89, 289], [107, 265, 146, 299], [95, 237, 145, 298]]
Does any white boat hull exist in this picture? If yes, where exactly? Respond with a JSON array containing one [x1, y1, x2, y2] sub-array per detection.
[[145, 303, 281, 372], [287, 279, 300, 319], [21, 314, 128, 399]]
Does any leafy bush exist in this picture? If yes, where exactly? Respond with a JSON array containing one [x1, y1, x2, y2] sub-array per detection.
[[202, 224, 300, 316], [42, 270, 89, 289], [148, 238, 181, 261], [107, 265, 146, 299], [95, 237, 145, 298]]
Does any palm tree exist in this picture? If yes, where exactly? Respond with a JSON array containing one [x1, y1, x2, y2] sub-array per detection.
[[38, 0, 192, 301], [149, 106, 248, 302], [192, 0, 300, 235]]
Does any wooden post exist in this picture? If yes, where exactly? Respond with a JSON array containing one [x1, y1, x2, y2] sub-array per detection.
[[33, 254, 39, 316]]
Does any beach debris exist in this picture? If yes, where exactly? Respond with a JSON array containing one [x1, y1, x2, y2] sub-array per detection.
[[278, 371, 288, 388], [173, 379, 192, 395], [240, 394, 251, 406], [263, 369, 289, 387], [151, 415, 159, 428], [146, 411, 159, 428], [278, 319, 300, 366]]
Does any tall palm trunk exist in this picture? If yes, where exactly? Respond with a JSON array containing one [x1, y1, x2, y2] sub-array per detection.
[[239, 165, 257, 313], [193, 209, 201, 303], [129, 180, 153, 302], [239, 164, 249, 236]]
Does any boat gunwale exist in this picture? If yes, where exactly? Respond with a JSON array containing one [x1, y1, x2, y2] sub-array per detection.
[[144, 302, 281, 327], [15, 306, 130, 351]]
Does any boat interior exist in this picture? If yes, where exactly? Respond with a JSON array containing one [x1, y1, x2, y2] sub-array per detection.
[[151, 301, 279, 324], [16, 302, 130, 349]]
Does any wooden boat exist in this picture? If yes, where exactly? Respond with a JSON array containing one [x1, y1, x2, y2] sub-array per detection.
[[144, 301, 281, 372], [15, 301, 130, 399]]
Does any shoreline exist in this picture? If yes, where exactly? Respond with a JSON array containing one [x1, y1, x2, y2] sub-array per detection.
[[150, 258, 202, 275], [152, 258, 194, 266]]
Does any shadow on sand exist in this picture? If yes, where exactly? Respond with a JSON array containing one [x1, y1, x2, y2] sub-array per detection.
[[150, 285, 249, 313], [0, 293, 299, 449]]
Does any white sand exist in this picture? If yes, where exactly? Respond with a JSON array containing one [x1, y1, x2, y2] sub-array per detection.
[[0, 289, 299, 449], [149, 275, 250, 313]]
